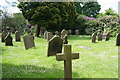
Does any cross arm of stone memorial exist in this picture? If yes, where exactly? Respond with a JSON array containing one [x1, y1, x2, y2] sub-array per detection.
[[56, 44, 79, 79]]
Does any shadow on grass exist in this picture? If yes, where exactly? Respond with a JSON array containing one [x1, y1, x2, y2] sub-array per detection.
[[2, 63, 79, 79], [68, 35, 91, 40]]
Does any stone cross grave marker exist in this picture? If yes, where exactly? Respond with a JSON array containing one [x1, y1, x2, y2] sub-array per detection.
[[15, 31, 21, 42], [116, 33, 120, 46], [47, 32, 53, 41], [4, 33, 13, 46], [1, 31, 7, 42], [44, 31, 48, 39], [47, 35, 63, 56], [105, 32, 110, 41], [23, 35, 35, 50], [56, 44, 79, 79], [61, 29, 68, 39], [91, 33, 96, 43], [63, 34, 68, 44], [75, 30, 79, 35], [97, 31, 102, 41]]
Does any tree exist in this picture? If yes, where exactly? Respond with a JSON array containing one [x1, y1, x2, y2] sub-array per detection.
[[74, 2, 101, 18]]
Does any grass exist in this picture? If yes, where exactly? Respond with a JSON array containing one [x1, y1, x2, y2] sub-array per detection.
[[0, 35, 118, 78]]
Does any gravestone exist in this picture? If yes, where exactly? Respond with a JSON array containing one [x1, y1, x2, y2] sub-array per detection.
[[47, 32, 53, 41], [105, 32, 110, 41], [55, 31, 59, 36], [116, 33, 120, 46], [61, 29, 68, 39], [63, 34, 68, 44], [23, 35, 35, 50], [4, 33, 13, 46], [40, 27, 44, 36], [56, 44, 79, 79], [15, 31, 21, 42], [75, 30, 79, 35], [68, 30, 71, 35], [47, 35, 63, 56], [44, 31, 48, 39], [91, 33, 96, 43], [1, 31, 7, 42], [97, 31, 102, 41]]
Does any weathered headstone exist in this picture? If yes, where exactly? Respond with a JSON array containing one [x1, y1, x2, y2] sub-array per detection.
[[116, 33, 120, 46], [4, 33, 13, 46], [75, 30, 79, 35], [68, 30, 71, 35], [55, 31, 59, 36], [23, 35, 35, 50], [91, 33, 96, 43], [1, 31, 7, 42], [15, 31, 21, 42], [56, 44, 79, 79], [44, 31, 48, 39], [61, 29, 68, 39], [63, 34, 68, 44], [47, 32, 53, 41], [105, 32, 110, 41], [97, 31, 102, 41], [47, 35, 63, 56]]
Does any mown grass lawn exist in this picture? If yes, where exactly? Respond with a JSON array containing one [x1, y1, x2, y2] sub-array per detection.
[[0, 35, 118, 78]]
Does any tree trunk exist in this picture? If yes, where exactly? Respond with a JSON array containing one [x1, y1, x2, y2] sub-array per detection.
[[35, 26, 40, 37]]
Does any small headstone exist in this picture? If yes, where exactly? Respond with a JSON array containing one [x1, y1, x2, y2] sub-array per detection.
[[97, 31, 102, 41], [68, 30, 71, 35], [47, 35, 63, 56], [15, 31, 21, 42], [23, 35, 35, 50], [61, 29, 68, 39], [91, 33, 96, 43], [47, 32, 53, 41], [55, 31, 59, 36], [4, 33, 13, 46], [105, 32, 110, 41], [1, 31, 7, 42], [116, 33, 120, 46], [75, 30, 79, 35], [44, 31, 48, 39], [63, 34, 68, 44]]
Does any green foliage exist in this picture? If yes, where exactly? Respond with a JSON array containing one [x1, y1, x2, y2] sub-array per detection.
[[74, 2, 101, 18]]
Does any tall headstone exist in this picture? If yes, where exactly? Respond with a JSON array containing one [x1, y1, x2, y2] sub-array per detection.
[[63, 34, 68, 44], [56, 44, 79, 79], [4, 33, 13, 46], [23, 35, 35, 50], [116, 33, 120, 46], [61, 29, 68, 39], [47, 32, 53, 41], [75, 30, 79, 35], [1, 31, 7, 42], [47, 35, 63, 56], [91, 33, 96, 43], [105, 32, 110, 41], [15, 31, 21, 42], [44, 31, 48, 39], [97, 30, 102, 41]]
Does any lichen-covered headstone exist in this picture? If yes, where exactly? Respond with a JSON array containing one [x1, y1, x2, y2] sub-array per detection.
[[23, 35, 35, 50], [61, 29, 68, 39], [75, 30, 79, 35], [97, 31, 102, 41], [4, 33, 13, 46], [116, 33, 120, 46], [91, 33, 96, 43], [105, 32, 110, 41], [47, 32, 53, 41], [15, 31, 21, 42], [47, 35, 63, 56], [1, 31, 7, 42]]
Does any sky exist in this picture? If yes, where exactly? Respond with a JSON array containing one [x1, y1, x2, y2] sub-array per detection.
[[0, 0, 120, 14]]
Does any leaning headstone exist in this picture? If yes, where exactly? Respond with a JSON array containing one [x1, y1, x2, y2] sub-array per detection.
[[15, 31, 21, 42], [63, 34, 68, 44], [105, 32, 110, 41], [1, 31, 7, 42], [61, 29, 68, 39], [47, 35, 63, 56], [56, 44, 79, 79], [97, 31, 102, 41], [23, 35, 35, 50], [44, 31, 48, 39], [47, 32, 53, 41], [116, 33, 120, 46], [75, 30, 79, 35], [4, 33, 13, 46], [91, 33, 96, 43], [68, 30, 71, 35]]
